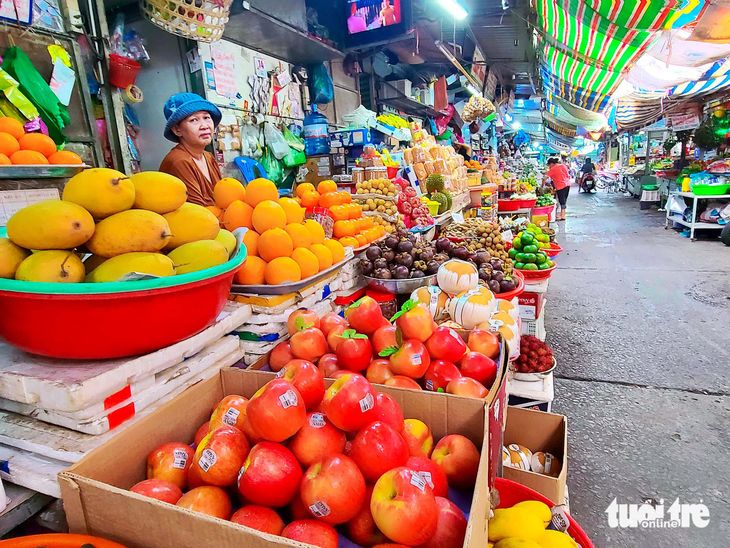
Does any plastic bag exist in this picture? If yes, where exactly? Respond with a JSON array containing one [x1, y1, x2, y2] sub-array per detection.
[[262, 147, 284, 184], [263, 121, 291, 160], [666, 194, 687, 215], [310, 63, 333, 104], [240, 121, 262, 159], [282, 124, 304, 152]]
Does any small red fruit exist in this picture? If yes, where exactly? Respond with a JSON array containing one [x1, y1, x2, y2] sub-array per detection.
[[372, 324, 397, 355], [320, 312, 348, 338], [425, 326, 467, 363], [345, 296, 387, 335], [269, 341, 295, 372], [335, 329, 373, 371], [287, 308, 321, 336], [393, 301, 436, 343], [423, 360, 461, 392], [291, 327, 328, 362]]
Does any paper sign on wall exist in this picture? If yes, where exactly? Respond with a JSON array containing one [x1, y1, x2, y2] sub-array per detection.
[[254, 57, 266, 78], [211, 45, 238, 99], [0, 0, 32, 24]]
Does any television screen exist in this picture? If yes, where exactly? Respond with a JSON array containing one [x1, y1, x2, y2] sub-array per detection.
[[347, 0, 402, 34]]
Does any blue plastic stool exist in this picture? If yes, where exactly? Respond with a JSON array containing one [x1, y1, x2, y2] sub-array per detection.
[[233, 157, 268, 183]]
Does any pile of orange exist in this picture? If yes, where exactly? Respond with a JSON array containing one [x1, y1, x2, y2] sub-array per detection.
[[213, 177, 347, 287], [0, 118, 83, 166], [294, 180, 386, 250]]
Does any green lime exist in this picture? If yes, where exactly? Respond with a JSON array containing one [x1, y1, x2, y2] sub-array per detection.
[[515, 252, 526, 262], [523, 244, 538, 254], [512, 237, 523, 250], [508, 248, 518, 258], [523, 253, 536, 263], [521, 232, 535, 244], [514, 262, 525, 269], [535, 254, 547, 265], [523, 263, 538, 271], [538, 262, 551, 270]]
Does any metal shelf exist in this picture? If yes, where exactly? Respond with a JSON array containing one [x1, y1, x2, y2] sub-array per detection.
[[666, 215, 724, 230], [378, 85, 441, 118], [673, 191, 730, 200]]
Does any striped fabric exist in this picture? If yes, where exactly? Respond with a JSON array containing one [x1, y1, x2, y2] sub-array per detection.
[[669, 73, 730, 96], [542, 43, 623, 96], [584, 0, 684, 30], [542, 70, 614, 112]]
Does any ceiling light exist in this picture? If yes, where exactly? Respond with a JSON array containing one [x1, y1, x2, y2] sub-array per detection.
[[467, 84, 481, 96], [438, 0, 468, 20], [504, 112, 513, 123], [512, 121, 522, 129]]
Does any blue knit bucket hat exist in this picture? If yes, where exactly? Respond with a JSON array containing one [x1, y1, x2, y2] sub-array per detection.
[[163, 93, 222, 142]]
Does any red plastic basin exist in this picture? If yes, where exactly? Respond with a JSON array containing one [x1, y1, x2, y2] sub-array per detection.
[[545, 242, 563, 258], [0, 269, 237, 360], [496, 269, 525, 300], [498, 199, 521, 212], [515, 263, 557, 280]]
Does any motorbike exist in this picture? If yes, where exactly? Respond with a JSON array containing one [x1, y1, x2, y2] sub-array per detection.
[[579, 173, 596, 193]]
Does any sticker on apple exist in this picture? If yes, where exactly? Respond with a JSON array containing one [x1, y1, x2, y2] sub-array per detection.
[[223, 408, 240, 426], [412, 354, 422, 365], [418, 470, 434, 489], [173, 449, 189, 469], [199, 448, 217, 472], [359, 393, 374, 413], [409, 471, 427, 491], [309, 500, 331, 518], [309, 413, 326, 428], [279, 389, 299, 409]]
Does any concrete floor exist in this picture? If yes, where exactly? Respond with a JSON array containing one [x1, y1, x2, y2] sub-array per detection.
[[545, 187, 730, 547]]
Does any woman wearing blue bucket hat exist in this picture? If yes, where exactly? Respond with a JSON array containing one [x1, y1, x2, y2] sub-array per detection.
[[159, 93, 223, 206]]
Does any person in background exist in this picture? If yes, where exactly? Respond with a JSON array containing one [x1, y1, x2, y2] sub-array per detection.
[[544, 157, 571, 221], [581, 157, 595, 178], [347, 3, 367, 33], [159, 93, 222, 207], [380, 0, 396, 25]]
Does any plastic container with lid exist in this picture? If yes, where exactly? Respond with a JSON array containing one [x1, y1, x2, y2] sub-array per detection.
[[352, 167, 365, 184], [303, 105, 331, 156], [365, 289, 398, 319]]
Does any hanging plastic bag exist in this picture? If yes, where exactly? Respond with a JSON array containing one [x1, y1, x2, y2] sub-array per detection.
[[261, 147, 284, 184], [240, 120, 262, 159], [282, 124, 304, 152], [263, 121, 291, 160], [281, 124, 306, 167], [310, 63, 333, 104]]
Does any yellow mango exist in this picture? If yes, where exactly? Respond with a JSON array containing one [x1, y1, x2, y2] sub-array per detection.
[[538, 530, 580, 548], [163, 203, 220, 251], [62, 168, 135, 219], [7, 200, 95, 250], [488, 508, 545, 543], [129, 171, 187, 214], [86, 210, 172, 258], [513, 501, 552, 527], [85, 252, 175, 282], [167, 240, 228, 275], [82, 253, 108, 272], [494, 540, 543, 548], [15, 250, 85, 283], [0, 238, 30, 278], [214, 229, 236, 257]]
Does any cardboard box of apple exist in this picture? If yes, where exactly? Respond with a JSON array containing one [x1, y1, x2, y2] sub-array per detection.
[[130, 365, 481, 548]]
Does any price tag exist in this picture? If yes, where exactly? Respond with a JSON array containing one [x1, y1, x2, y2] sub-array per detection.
[[309, 501, 331, 518], [223, 408, 240, 426], [173, 449, 189, 470], [359, 393, 375, 413], [410, 472, 427, 491], [412, 353, 422, 365], [451, 211, 464, 223], [501, 229, 513, 242], [418, 471, 434, 489], [198, 449, 217, 472], [279, 390, 299, 409]]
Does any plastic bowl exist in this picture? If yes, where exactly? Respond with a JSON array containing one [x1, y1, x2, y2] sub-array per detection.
[[2, 534, 129, 548], [498, 199, 520, 212], [532, 204, 555, 216], [545, 242, 563, 258], [495, 478, 594, 548], [519, 198, 538, 208], [515, 263, 557, 280], [495, 269, 525, 300]]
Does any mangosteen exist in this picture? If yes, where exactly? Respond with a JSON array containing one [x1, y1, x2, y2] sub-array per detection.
[[393, 265, 409, 279], [400, 254, 414, 269], [500, 279, 517, 293], [373, 258, 388, 270], [365, 246, 382, 261], [419, 249, 434, 262], [426, 260, 440, 274], [452, 246, 469, 260], [468, 253, 478, 264], [490, 259, 503, 271], [482, 262, 493, 273], [414, 260, 427, 271], [435, 237, 451, 252], [492, 271, 505, 283], [385, 235, 399, 249], [375, 268, 392, 279], [478, 268, 491, 282], [382, 249, 396, 263], [410, 270, 425, 278], [475, 252, 491, 265], [398, 240, 414, 254], [488, 279, 501, 293], [360, 259, 374, 276], [434, 253, 449, 264]]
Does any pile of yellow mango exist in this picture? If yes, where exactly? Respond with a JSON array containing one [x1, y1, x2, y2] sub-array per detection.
[[489, 500, 579, 548]]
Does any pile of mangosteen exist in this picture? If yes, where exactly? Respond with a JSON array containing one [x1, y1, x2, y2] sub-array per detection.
[[360, 228, 449, 280]]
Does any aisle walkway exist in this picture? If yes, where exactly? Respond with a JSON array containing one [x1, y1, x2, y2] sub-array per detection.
[[546, 186, 730, 547]]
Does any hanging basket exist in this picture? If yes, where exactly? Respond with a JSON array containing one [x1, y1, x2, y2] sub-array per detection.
[[140, 0, 233, 43]]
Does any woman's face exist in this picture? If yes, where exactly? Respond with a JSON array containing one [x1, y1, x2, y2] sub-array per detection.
[[173, 110, 214, 147]]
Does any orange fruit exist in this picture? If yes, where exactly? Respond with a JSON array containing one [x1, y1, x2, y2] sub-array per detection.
[[222, 200, 253, 230], [357, 217, 369, 231], [19, 133, 56, 158], [318, 180, 337, 194], [319, 192, 340, 209], [0, 133, 20, 157], [364, 227, 380, 242], [206, 205, 225, 223], [285, 223, 313, 249], [310, 243, 333, 271], [0, 153, 10, 165], [349, 203, 363, 219], [0, 118, 24, 140], [339, 236, 359, 248], [245, 178, 278, 208], [355, 234, 368, 247], [323, 239, 345, 264], [235, 256, 267, 285], [362, 217, 374, 229], [333, 220, 347, 239], [265, 257, 301, 285], [296, 183, 315, 198], [252, 200, 287, 233], [258, 228, 293, 262], [344, 220, 358, 237], [330, 205, 349, 221], [279, 197, 305, 224], [242, 229, 260, 256], [301, 190, 321, 209], [376, 225, 386, 237], [47, 150, 83, 165], [291, 247, 319, 279], [10, 150, 48, 165], [214, 178, 246, 209], [338, 191, 352, 204], [303, 219, 325, 244]]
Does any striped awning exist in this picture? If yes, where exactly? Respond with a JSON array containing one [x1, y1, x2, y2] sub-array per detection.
[[542, 70, 614, 113], [542, 43, 624, 96], [669, 73, 730, 96], [583, 0, 703, 31]]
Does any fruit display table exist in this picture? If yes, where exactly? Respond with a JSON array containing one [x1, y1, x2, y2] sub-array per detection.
[[665, 190, 730, 240]]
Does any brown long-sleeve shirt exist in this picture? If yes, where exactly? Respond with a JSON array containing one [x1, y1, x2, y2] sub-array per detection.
[[159, 145, 222, 206]]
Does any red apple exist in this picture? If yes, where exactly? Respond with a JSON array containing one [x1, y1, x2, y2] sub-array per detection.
[[189, 426, 250, 487], [288, 412, 347, 468], [241, 413, 265, 444], [460, 351, 498, 387], [289, 493, 311, 521], [287, 308, 321, 336], [373, 392, 405, 433], [335, 329, 373, 371], [349, 421, 409, 482], [146, 442, 194, 490], [467, 329, 500, 359], [321, 373, 377, 432], [330, 369, 362, 380], [394, 302, 436, 342], [385, 376, 422, 390], [387, 339, 430, 378], [209, 394, 248, 431], [416, 497, 468, 548], [290, 327, 327, 362], [230, 505, 285, 535], [318, 353, 340, 378], [425, 326, 467, 363], [246, 378, 306, 442], [405, 456, 449, 498], [270, 341, 295, 372], [282, 520, 339, 548], [431, 434, 481, 489], [300, 454, 366, 524], [130, 478, 182, 504], [370, 467, 438, 546], [277, 359, 325, 411], [346, 484, 388, 546], [320, 312, 348, 338], [345, 296, 387, 335], [373, 545, 412, 548], [176, 486, 231, 519], [326, 324, 347, 352], [401, 419, 433, 458], [371, 324, 397, 355], [366, 358, 394, 384], [194, 422, 210, 448], [423, 360, 461, 392], [446, 377, 488, 399], [238, 442, 302, 507]]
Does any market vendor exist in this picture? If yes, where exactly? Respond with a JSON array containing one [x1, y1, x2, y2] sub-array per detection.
[[543, 157, 571, 222], [159, 93, 223, 207]]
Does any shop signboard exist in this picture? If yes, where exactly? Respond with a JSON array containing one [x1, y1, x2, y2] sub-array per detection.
[[485, 70, 498, 102], [471, 45, 486, 89], [668, 113, 701, 131]]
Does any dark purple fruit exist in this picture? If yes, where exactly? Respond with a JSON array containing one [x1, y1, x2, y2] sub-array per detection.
[[365, 246, 382, 261], [393, 265, 409, 279], [360, 259, 374, 276], [419, 249, 434, 262], [490, 259, 503, 271], [500, 279, 517, 293], [488, 279, 501, 293], [492, 271, 505, 283], [382, 249, 395, 263], [373, 258, 388, 270], [398, 253, 414, 268], [478, 268, 491, 281], [414, 260, 427, 271], [385, 235, 399, 249], [475, 252, 491, 265], [434, 253, 449, 264], [426, 260, 439, 274], [375, 268, 392, 279], [452, 246, 469, 260], [410, 270, 425, 278], [398, 240, 414, 254], [435, 237, 451, 252]]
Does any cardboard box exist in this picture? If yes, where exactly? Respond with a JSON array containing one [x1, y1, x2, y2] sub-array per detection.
[[518, 291, 546, 320], [532, 214, 550, 228], [502, 406, 567, 504], [301, 155, 332, 185], [60, 368, 492, 548]]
